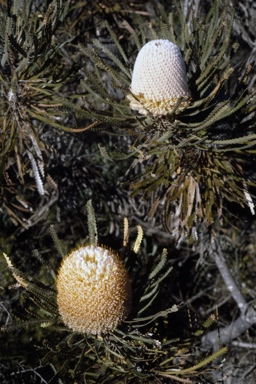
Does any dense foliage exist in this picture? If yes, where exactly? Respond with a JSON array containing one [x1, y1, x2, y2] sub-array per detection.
[[1, 1, 256, 383]]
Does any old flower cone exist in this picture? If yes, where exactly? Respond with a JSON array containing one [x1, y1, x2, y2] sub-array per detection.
[[56, 244, 132, 335]]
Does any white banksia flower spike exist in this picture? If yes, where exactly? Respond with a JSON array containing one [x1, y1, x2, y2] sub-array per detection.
[[56, 244, 132, 335], [128, 39, 190, 116]]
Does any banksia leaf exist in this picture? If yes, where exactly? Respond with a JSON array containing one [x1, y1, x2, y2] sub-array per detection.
[[133, 225, 143, 253]]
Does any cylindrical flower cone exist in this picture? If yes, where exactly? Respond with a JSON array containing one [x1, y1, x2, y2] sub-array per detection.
[[56, 245, 132, 335], [128, 39, 190, 116]]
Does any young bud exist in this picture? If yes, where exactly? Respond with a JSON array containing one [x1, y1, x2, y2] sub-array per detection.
[[128, 39, 190, 116]]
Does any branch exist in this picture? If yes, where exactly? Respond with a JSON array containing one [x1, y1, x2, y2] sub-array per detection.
[[210, 239, 247, 311], [202, 237, 256, 350]]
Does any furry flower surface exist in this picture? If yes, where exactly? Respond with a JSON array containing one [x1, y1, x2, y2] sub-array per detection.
[[128, 39, 190, 116], [56, 245, 132, 335]]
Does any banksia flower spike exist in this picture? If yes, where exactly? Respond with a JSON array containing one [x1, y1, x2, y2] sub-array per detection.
[[128, 39, 190, 116], [56, 244, 132, 335]]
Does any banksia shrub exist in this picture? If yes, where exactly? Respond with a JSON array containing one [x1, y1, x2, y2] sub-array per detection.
[[2, 203, 228, 382], [56, 244, 132, 334], [0, 0, 87, 228], [80, 1, 256, 239], [128, 39, 190, 116]]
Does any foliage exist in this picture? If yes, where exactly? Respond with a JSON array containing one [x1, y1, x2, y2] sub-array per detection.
[[1, 1, 256, 383], [1, 202, 227, 383], [0, 0, 90, 227], [79, 0, 256, 240]]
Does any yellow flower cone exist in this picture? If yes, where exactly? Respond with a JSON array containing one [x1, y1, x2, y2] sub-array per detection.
[[56, 245, 132, 335]]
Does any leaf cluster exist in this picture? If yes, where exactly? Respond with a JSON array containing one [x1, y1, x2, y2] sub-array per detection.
[[0, 0, 88, 227], [79, 0, 256, 238], [1, 204, 227, 383]]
